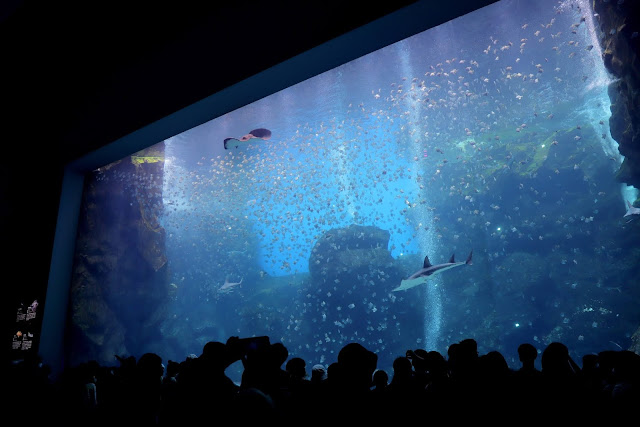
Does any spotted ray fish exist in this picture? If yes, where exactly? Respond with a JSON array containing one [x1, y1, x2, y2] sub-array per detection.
[[224, 128, 272, 149], [392, 250, 473, 292]]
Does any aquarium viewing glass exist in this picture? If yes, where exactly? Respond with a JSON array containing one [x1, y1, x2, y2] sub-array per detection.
[[65, 0, 639, 378]]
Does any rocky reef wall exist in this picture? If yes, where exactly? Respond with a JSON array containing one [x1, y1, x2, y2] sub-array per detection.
[[594, 0, 640, 354], [594, 0, 640, 188], [67, 144, 169, 366], [306, 224, 423, 369]]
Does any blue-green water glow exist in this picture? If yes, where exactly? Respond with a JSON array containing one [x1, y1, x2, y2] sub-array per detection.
[[68, 0, 639, 376]]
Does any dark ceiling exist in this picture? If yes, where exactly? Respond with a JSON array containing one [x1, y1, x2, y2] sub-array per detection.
[[2, 0, 417, 163], [1, 0, 498, 165]]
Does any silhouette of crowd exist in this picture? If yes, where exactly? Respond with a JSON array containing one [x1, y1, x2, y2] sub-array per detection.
[[7, 336, 639, 425]]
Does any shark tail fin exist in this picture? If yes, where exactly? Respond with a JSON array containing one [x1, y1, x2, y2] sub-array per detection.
[[625, 201, 634, 217], [466, 250, 473, 265]]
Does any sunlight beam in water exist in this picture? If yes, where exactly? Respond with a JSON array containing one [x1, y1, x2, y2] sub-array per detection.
[[398, 41, 442, 349]]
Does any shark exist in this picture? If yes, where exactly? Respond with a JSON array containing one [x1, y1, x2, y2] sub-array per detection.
[[218, 277, 243, 293], [624, 200, 640, 222], [392, 250, 473, 292]]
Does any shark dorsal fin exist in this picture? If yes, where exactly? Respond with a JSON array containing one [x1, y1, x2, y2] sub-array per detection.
[[423, 256, 432, 269], [448, 254, 455, 263]]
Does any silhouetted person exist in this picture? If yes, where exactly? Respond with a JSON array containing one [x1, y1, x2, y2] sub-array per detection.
[[387, 355, 422, 416], [179, 338, 243, 424], [603, 350, 640, 412], [369, 369, 389, 413], [540, 341, 583, 417], [306, 363, 329, 413], [513, 343, 543, 411], [333, 342, 378, 421], [282, 356, 311, 420], [325, 361, 342, 392], [131, 352, 164, 426], [240, 342, 271, 393], [371, 368, 389, 392], [310, 361, 342, 422], [309, 363, 327, 395], [101, 355, 138, 426], [241, 341, 289, 411], [310, 363, 327, 385], [286, 357, 307, 380], [408, 348, 431, 392], [581, 353, 599, 383], [158, 360, 181, 426], [270, 342, 291, 399], [448, 338, 481, 408], [517, 343, 540, 373], [477, 350, 513, 409], [423, 350, 451, 413]]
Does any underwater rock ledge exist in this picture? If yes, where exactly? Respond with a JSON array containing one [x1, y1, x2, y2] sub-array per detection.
[[308, 224, 394, 280], [594, 0, 640, 189], [69, 145, 170, 366]]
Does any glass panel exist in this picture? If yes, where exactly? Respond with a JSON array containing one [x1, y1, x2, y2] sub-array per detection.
[[67, 0, 638, 378]]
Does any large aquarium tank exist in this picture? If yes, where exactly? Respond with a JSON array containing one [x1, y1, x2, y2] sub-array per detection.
[[65, 0, 639, 377]]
